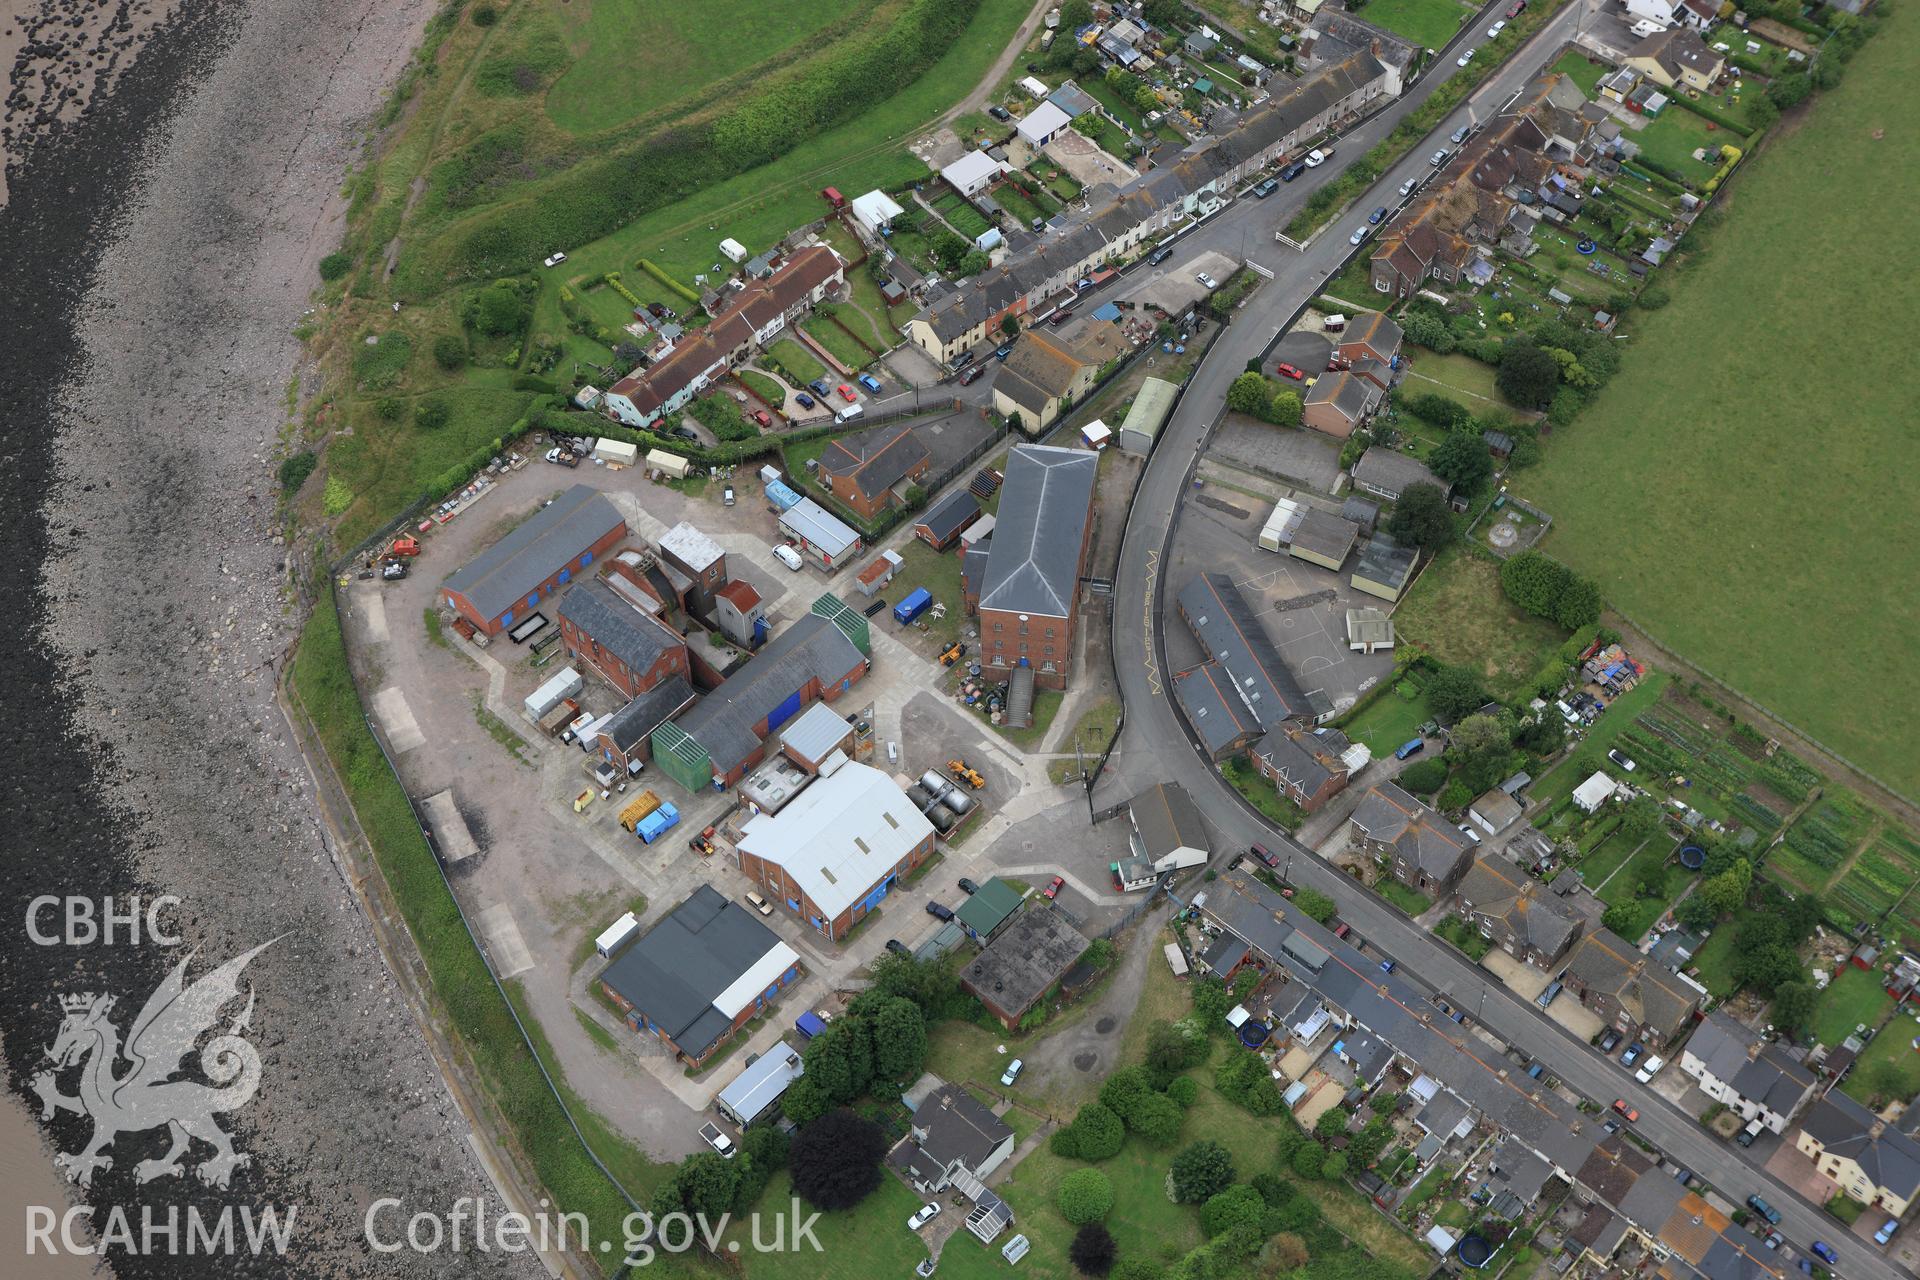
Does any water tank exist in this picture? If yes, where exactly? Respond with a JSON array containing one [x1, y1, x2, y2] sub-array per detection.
[[920, 769, 954, 797], [941, 788, 975, 816], [905, 784, 934, 809], [927, 807, 957, 834]]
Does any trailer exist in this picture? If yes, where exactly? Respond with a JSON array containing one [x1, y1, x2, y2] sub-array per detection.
[[618, 790, 663, 832], [595, 912, 641, 958], [635, 802, 681, 844], [524, 666, 584, 721], [537, 699, 581, 737], [892, 588, 933, 626]]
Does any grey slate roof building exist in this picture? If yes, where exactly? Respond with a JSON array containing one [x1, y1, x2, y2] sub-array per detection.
[[596, 677, 699, 760], [558, 579, 686, 682], [598, 885, 799, 1063], [915, 488, 981, 548], [1679, 1012, 1816, 1132], [976, 445, 1097, 619], [1798, 1091, 1920, 1210], [1173, 573, 1316, 757], [1454, 852, 1585, 969], [1251, 726, 1352, 813], [820, 423, 930, 503], [1128, 782, 1210, 867], [1352, 447, 1444, 501], [675, 614, 865, 777], [888, 1082, 1016, 1194], [443, 484, 625, 628], [1349, 783, 1473, 894], [1562, 928, 1703, 1047]]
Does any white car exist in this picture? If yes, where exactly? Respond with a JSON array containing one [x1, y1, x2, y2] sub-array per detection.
[[1429, 148, 1451, 166], [908, 1202, 941, 1231], [1195, 271, 1218, 290], [1608, 749, 1637, 772], [1001, 1058, 1024, 1086], [1349, 226, 1368, 246], [542, 252, 568, 268], [1487, 19, 1507, 37], [1304, 148, 1327, 167], [1634, 1054, 1665, 1083], [1457, 48, 1476, 67], [1398, 177, 1418, 197]]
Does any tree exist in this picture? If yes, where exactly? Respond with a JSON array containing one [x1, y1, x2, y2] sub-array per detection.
[[1633, 860, 1669, 900], [1170, 1140, 1235, 1203], [1771, 982, 1816, 1034], [781, 1075, 830, 1125], [1553, 575, 1603, 629], [1515, 712, 1565, 757], [1500, 550, 1569, 616], [1314, 1106, 1351, 1143], [1128, 1092, 1184, 1147], [1400, 309, 1455, 353], [870, 997, 927, 1084], [677, 1152, 742, 1221], [1322, 1152, 1349, 1181], [1290, 1142, 1324, 1179], [466, 279, 532, 337], [1701, 863, 1751, 917], [1202, 1185, 1264, 1237], [789, 1109, 886, 1211], [1001, 313, 1021, 337], [1496, 340, 1561, 409], [1386, 483, 1453, 550], [1673, 893, 1718, 933], [1070, 1222, 1118, 1276], [1166, 1076, 1199, 1108], [1429, 430, 1494, 492], [1147, 1020, 1206, 1075], [1293, 889, 1337, 924], [1600, 902, 1640, 936], [1100, 1065, 1152, 1120], [1269, 391, 1302, 427], [413, 397, 450, 430], [1398, 757, 1449, 795], [1215, 1050, 1282, 1115], [1407, 392, 1473, 431], [1227, 371, 1272, 416], [1449, 713, 1509, 761], [1620, 794, 1665, 844], [1059, 1168, 1116, 1223], [432, 333, 468, 371], [1191, 976, 1232, 1026], [1347, 1117, 1393, 1167], [1426, 665, 1489, 721], [1071, 1102, 1126, 1161]]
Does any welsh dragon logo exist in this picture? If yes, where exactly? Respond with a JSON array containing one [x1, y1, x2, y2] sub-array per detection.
[[31, 940, 276, 1189]]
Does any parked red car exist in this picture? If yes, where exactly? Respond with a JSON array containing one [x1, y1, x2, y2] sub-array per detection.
[[836, 383, 857, 403], [1326, 356, 1352, 372], [1275, 362, 1305, 380], [1044, 875, 1065, 900], [1612, 1100, 1639, 1122], [751, 409, 772, 427]]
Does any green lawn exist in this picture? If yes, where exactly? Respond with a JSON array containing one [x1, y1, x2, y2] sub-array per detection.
[[1688, 926, 1740, 998], [1398, 351, 1505, 407], [1527, 674, 1671, 808], [1811, 965, 1895, 1050], [1594, 837, 1687, 941], [1393, 549, 1570, 699], [1841, 1017, 1920, 1108], [1379, 880, 1433, 916], [1626, 106, 1736, 183], [545, 0, 871, 135], [764, 337, 829, 387], [1549, 49, 1609, 97], [803, 314, 877, 371], [1340, 684, 1430, 757], [1576, 832, 1642, 891], [1360, 0, 1474, 48], [1518, 11, 1920, 803]]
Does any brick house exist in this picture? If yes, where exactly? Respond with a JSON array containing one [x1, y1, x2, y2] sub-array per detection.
[[1251, 726, 1353, 813], [1301, 371, 1384, 440], [1347, 782, 1472, 896], [819, 423, 931, 520], [441, 485, 627, 636], [1453, 853, 1586, 970], [557, 578, 692, 700], [965, 445, 1096, 690], [1562, 929, 1703, 1048]]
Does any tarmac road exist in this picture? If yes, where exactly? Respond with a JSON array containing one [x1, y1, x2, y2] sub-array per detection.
[[1106, 5, 1903, 1279]]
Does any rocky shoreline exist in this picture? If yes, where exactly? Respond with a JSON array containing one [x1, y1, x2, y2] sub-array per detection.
[[2, 1, 541, 1275]]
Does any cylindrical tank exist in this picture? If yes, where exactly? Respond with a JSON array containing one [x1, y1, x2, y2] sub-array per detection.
[[927, 807, 957, 834], [941, 788, 975, 816], [919, 769, 952, 796], [905, 784, 934, 810]]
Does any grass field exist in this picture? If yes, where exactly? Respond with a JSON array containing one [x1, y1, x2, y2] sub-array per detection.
[[1594, 837, 1687, 942], [1399, 350, 1505, 406], [1518, 11, 1920, 802], [1812, 965, 1894, 1050], [545, 0, 871, 135], [1622, 106, 1733, 182], [1549, 49, 1609, 96], [1841, 1018, 1920, 1108], [1360, 0, 1475, 48], [1341, 683, 1430, 757], [1393, 550, 1569, 698]]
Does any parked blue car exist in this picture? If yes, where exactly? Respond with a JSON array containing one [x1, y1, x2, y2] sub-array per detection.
[[858, 372, 883, 394]]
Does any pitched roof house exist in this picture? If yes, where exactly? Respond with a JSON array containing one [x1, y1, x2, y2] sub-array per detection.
[[1454, 854, 1585, 970], [1301, 371, 1384, 439], [1252, 726, 1353, 813], [1349, 783, 1472, 895], [1562, 929, 1703, 1048], [819, 423, 931, 520], [990, 321, 1124, 430], [889, 1082, 1016, 1194], [1795, 1091, 1920, 1216], [1678, 1012, 1816, 1134], [557, 577, 692, 700], [969, 445, 1098, 690], [1626, 27, 1724, 93], [1173, 573, 1318, 758]]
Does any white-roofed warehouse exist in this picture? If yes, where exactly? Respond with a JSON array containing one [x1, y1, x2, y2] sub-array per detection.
[[736, 761, 936, 940]]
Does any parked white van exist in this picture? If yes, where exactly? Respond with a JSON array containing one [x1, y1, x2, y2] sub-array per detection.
[[772, 543, 805, 571]]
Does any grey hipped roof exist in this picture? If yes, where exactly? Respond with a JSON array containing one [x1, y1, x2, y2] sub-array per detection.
[[1353, 448, 1442, 497], [1350, 783, 1471, 885], [559, 579, 685, 677], [1801, 1092, 1920, 1202], [676, 615, 863, 773], [445, 485, 624, 621], [599, 885, 783, 1059], [978, 445, 1096, 618], [1253, 728, 1347, 798], [1129, 782, 1209, 860]]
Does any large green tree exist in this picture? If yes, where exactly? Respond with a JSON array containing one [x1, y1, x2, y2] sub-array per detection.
[[1387, 484, 1453, 550], [1169, 1140, 1235, 1203], [1496, 339, 1561, 409], [1429, 430, 1494, 491]]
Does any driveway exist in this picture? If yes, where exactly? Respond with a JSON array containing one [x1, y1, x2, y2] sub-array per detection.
[[1018, 903, 1173, 1110], [1482, 948, 1550, 1001]]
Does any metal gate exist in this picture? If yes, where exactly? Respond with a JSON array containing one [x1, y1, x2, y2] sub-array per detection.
[[766, 691, 804, 733]]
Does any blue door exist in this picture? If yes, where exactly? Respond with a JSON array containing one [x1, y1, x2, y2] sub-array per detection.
[[767, 691, 804, 733], [558, 568, 571, 585]]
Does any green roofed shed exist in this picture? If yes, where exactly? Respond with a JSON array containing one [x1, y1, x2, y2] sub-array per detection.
[[650, 721, 713, 794], [955, 878, 1024, 943]]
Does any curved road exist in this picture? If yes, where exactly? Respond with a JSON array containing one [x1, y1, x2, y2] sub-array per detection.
[[1107, 8, 1898, 1280]]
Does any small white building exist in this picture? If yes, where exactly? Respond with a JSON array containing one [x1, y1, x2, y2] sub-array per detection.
[[850, 189, 905, 235], [593, 438, 638, 467], [1016, 101, 1073, 149], [645, 447, 692, 479], [941, 150, 1004, 200], [719, 238, 749, 263], [1019, 75, 1051, 99], [1572, 771, 1617, 814]]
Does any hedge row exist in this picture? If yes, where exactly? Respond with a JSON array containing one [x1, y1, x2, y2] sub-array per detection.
[[418, 0, 983, 286], [638, 258, 700, 305], [602, 271, 642, 309]]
